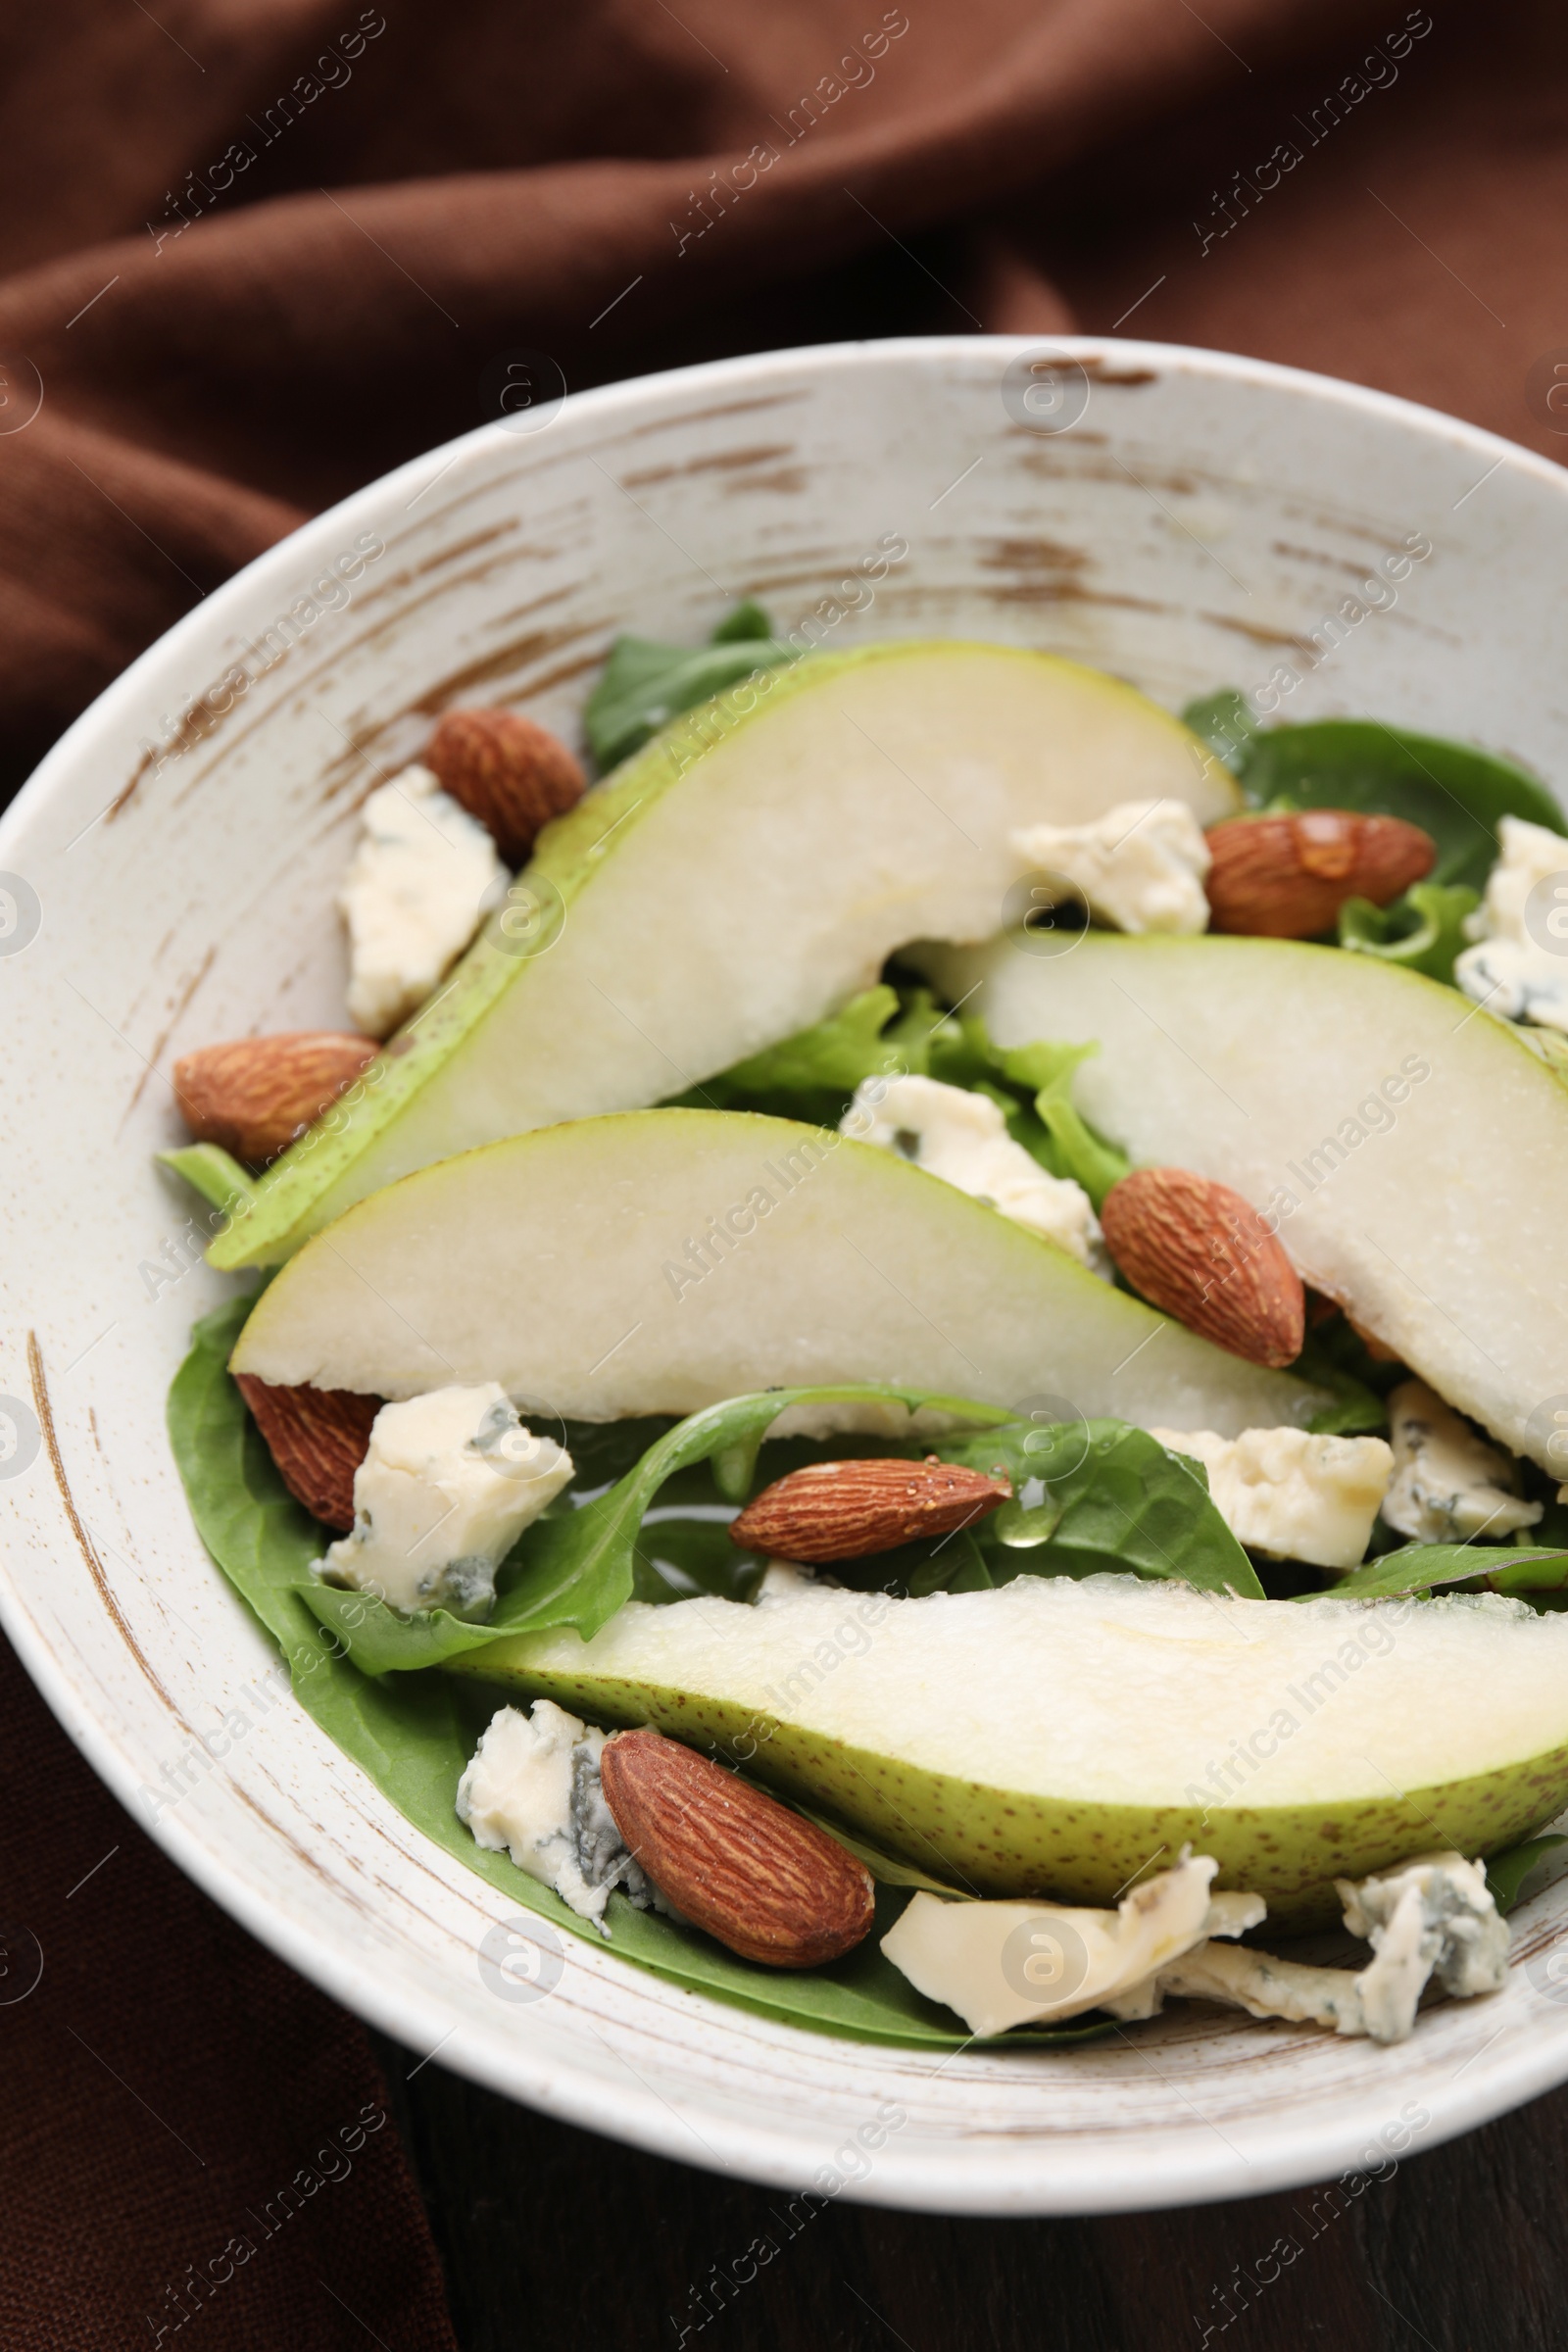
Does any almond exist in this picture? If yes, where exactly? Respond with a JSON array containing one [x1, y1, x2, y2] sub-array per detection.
[[173, 1032, 378, 1167], [1204, 810, 1435, 938], [1101, 1166, 1304, 1368], [232, 1375, 380, 1530], [728, 1456, 1010, 1562], [423, 707, 586, 867], [599, 1728, 875, 1968]]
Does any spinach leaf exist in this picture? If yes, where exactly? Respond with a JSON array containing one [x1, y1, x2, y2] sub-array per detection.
[[1181, 701, 1565, 894], [1337, 881, 1480, 987], [1182, 687, 1260, 776], [937, 1419, 1264, 1597], [167, 1301, 1106, 2047], [1306, 1543, 1568, 1600], [585, 600, 796, 770], [1486, 1834, 1568, 1913]]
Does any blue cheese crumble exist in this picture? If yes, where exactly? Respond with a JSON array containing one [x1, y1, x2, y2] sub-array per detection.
[[338, 762, 507, 1037], [457, 1700, 661, 1929], [1150, 1425, 1394, 1571], [1008, 797, 1212, 935], [318, 1384, 571, 1616], [1383, 1379, 1541, 1544], [842, 1073, 1103, 1268]]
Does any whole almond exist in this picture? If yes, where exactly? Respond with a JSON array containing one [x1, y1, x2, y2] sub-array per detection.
[[1204, 810, 1435, 937], [1101, 1167, 1304, 1368], [233, 1374, 380, 1530], [600, 1728, 875, 1968], [424, 707, 586, 867], [729, 1456, 1010, 1562], [174, 1032, 377, 1166]]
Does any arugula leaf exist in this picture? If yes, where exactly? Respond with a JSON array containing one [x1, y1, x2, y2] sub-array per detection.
[[584, 601, 796, 770], [1486, 1834, 1568, 1913], [167, 1301, 1106, 2046], [1186, 704, 1565, 894], [1308, 1543, 1568, 1600], [1337, 881, 1480, 986], [999, 1041, 1130, 1208], [936, 1419, 1264, 1597]]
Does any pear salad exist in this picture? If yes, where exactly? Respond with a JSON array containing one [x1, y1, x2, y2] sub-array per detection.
[[166, 611, 1568, 2049]]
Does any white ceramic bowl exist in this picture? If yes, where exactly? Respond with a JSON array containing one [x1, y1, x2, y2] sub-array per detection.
[[5, 337, 1568, 2215]]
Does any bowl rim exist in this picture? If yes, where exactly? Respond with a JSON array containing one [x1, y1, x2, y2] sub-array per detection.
[[6, 331, 1568, 2216]]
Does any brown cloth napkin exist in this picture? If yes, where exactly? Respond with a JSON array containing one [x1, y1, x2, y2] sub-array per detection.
[[4, 1, 1565, 2339]]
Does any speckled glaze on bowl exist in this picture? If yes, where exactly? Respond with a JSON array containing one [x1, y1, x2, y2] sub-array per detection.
[[4, 337, 1568, 2216]]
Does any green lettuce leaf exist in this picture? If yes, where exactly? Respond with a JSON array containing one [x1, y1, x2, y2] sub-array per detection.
[[710, 984, 906, 1099], [1337, 881, 1480, 986], [999, 1041, 1131, 1208], [165, 1298, 1107, 2046], [681, 982, 1133, 1209], [585, 600, 796, 770]]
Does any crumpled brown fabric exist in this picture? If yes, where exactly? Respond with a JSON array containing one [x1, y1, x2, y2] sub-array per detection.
[[13, 0, 1560, 798], [4, 0, 1565, 2338]]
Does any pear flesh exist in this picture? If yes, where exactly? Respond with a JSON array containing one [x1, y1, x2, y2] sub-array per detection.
[[228, 1108, 1328, 1435], [446, 1574, 1568, 1924], [211, 643, 1234, 1267], [920, 932, 1568, 1469]]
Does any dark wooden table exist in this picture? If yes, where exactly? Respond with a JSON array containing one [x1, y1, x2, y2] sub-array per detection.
[[375, 2026, 1564, 2350]]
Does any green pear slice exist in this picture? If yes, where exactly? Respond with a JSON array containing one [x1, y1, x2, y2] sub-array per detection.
[[919, 933, 1568, 1470], [210, 643, 1234, 1268], [448, 1575, 1568, 1921], [228, 1108, 1327, 1432]]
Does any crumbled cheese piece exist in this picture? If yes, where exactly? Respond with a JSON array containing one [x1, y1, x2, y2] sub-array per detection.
[[1339, 1851, 1510, 2036], [319, 1384, 571, 1616], [1149, 1425, 1394, 1572], [755, 1560, 821, 1601], [1455, 815, 1568, 1033], [1009, 798, 1211, 935], [880, 1849, 1256, 2036], [1117, 1939, 1374, 2033], [1116, 1850, 1509, 2044], [456, 1701, 657, 1929], [1454, 936, 1568, 1034], [1383, 1378, 1541, 1543], [338, 762, 507, 1037], [1466, 813, 1568, 945], [842, 1074, 1103, 1268]]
